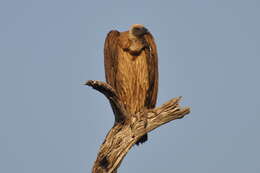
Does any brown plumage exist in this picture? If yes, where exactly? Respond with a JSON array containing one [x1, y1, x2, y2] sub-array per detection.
[[104, 24, 158, 145]]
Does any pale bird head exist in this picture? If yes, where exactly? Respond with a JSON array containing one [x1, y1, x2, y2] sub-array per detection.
[[130, 24, 148, 37]]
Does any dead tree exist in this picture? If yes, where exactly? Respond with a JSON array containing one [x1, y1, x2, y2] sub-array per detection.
[[85, 80, 190, 173]]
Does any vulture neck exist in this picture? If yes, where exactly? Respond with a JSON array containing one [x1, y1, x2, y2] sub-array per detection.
[[125, 31, 146, 56]]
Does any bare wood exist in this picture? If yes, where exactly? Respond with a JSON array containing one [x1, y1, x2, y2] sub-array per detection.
[[86, 80, 190, 173], [85, 80, 129, 123]]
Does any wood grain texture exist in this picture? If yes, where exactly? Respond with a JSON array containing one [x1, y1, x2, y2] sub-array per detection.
[[85, 80, 190, 173]]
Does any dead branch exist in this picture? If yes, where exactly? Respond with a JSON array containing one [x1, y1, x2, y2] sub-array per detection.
[[86, 80, 190, 173], [85, 80, 129, 123]]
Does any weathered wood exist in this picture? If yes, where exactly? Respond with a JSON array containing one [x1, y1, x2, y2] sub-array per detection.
[[86, 80, 129, 123], [86, 80, 190, 173]]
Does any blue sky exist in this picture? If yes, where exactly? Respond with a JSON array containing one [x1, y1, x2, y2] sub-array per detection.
[[1, 0, 259, 172]]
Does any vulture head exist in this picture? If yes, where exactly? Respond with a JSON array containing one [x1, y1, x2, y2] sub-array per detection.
[[130, 24, 148, 37]]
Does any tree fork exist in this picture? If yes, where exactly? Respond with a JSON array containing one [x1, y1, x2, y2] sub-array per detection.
[[85, 80, 190, 173]]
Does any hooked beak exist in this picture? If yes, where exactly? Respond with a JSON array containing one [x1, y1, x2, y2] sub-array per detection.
[[143, 27, 149, 34]]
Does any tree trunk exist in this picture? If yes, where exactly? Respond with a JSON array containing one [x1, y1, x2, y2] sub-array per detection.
[[85, 80, 190, 173]]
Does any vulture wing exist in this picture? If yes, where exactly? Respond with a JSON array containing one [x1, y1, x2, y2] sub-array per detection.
[[144, 32, 159, 109], [104, 30, 120, 89]]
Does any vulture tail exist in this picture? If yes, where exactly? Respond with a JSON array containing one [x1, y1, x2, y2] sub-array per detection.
[[136, 133, 148, 145]]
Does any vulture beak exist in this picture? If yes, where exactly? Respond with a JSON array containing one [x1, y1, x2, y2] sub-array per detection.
[[143, 27, 149, 34]]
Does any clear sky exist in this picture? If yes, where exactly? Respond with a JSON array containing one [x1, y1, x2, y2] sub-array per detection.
[[1, 0, 259, 172]]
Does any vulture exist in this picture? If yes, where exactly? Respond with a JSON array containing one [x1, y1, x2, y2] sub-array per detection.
[[104, 24, 158, 145]]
